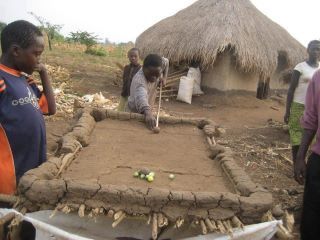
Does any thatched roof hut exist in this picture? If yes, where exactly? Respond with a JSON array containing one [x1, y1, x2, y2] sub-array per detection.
[[136, 0, 306, 96]]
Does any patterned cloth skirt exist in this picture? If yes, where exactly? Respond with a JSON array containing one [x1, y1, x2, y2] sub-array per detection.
[[288, 102, 305, 146]]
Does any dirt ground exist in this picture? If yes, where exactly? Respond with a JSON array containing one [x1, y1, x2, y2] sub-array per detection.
[[162, 92, 301, 239], [45, 117, 72, 157], [62, 119, 234, 193]]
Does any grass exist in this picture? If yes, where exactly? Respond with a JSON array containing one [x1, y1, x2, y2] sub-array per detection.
[[41, 42, 132, 95], [43, 42, 130, 69]]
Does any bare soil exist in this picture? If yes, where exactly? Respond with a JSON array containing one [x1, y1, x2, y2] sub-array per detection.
[[62, 119, 234, 193], [45, 118, 72, 157], [161, 92, 302, 207]]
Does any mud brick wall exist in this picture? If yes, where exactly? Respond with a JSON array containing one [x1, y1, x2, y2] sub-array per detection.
[[18, 108, 272, 224]]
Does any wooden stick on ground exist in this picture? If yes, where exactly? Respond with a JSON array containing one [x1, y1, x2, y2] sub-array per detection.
[[216, 220, 227, 234], [12, 198, 21, 209], [206, 136, 213, 146], [262, 211, 292, 239], [231, 216, 244, 229], [0, 212, 16, 239], [210, 220, 218, 231], [190, 219, 199, 228], [279, 154, 293, 165], [157, 213, 164, 228], [164, 81, 179, 88], [99, 208, 105, 214], [147, 214, 152, 225], [62, 205, 71, 214], [92, 208, 100, 216], [175, 217, 184, 229], [107, 209, 115, 218], [166, 77, 181, 85], [167, 70, 187, 80], [112, 212, 126, 228], [152, 213, 158, 240], [159, 89, 178, 94], [56, 143, 81, 176], [283, 211, 294, 233], [19, 207, 27, 215], [157, 94, 177, 99], [88, 210, 94, 218], [162, 215, 168, 227], [78, 204, 85, 218], [0, 212, 16, 226], [211, 137, 217, 146], [114, 210, 124, 221], [49, 203, 63, 219], [205, 218, 216, 232], [223, 220, 233, 236], [158, 213, 169, 228], [200, 219, 208, 235]]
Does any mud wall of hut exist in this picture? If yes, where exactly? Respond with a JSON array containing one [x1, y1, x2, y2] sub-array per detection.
[[201, 53, 288, 92]]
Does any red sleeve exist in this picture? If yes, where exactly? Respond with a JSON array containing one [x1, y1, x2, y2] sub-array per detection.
[[0, 125, 16, 194], [0, 79, 6, 93], [38, 93, 49, 114]]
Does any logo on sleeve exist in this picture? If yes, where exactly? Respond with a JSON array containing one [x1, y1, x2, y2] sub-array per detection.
[[12, 87, 39, 109]]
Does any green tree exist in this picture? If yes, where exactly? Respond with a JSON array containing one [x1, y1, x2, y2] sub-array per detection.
[[29, 12, 63, 51], [68, 31, 99, 51], [0, 21, 7, 36]]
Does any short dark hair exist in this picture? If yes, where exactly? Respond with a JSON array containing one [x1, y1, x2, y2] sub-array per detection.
[[1, 20, 43, 53], [143, 54, 162, 68], [308, 40, 320, 49], [128, 48, 140, 55]]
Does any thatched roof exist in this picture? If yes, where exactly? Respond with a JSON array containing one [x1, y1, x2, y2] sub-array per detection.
[[136, 0, 306, 77]]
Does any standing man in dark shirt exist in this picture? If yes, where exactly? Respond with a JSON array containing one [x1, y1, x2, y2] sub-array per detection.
[[117, 48, 141, 111]]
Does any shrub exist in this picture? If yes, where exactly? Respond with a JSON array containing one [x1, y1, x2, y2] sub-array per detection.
[[85, 47, 107, 56]]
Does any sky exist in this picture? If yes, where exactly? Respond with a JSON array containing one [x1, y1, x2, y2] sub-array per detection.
[[1, 0, 319, 46]]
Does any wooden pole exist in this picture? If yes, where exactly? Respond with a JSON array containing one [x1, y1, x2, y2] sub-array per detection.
[[231, 216, 244, 229], [205, 218, 216, 232], [114, 210, 124, 221], [78, 204, 85, 218], [156, 83, 163, 128], [152, 213, 158, 240], [200, 219, 208, 235], [112, 212, 126, 228]]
